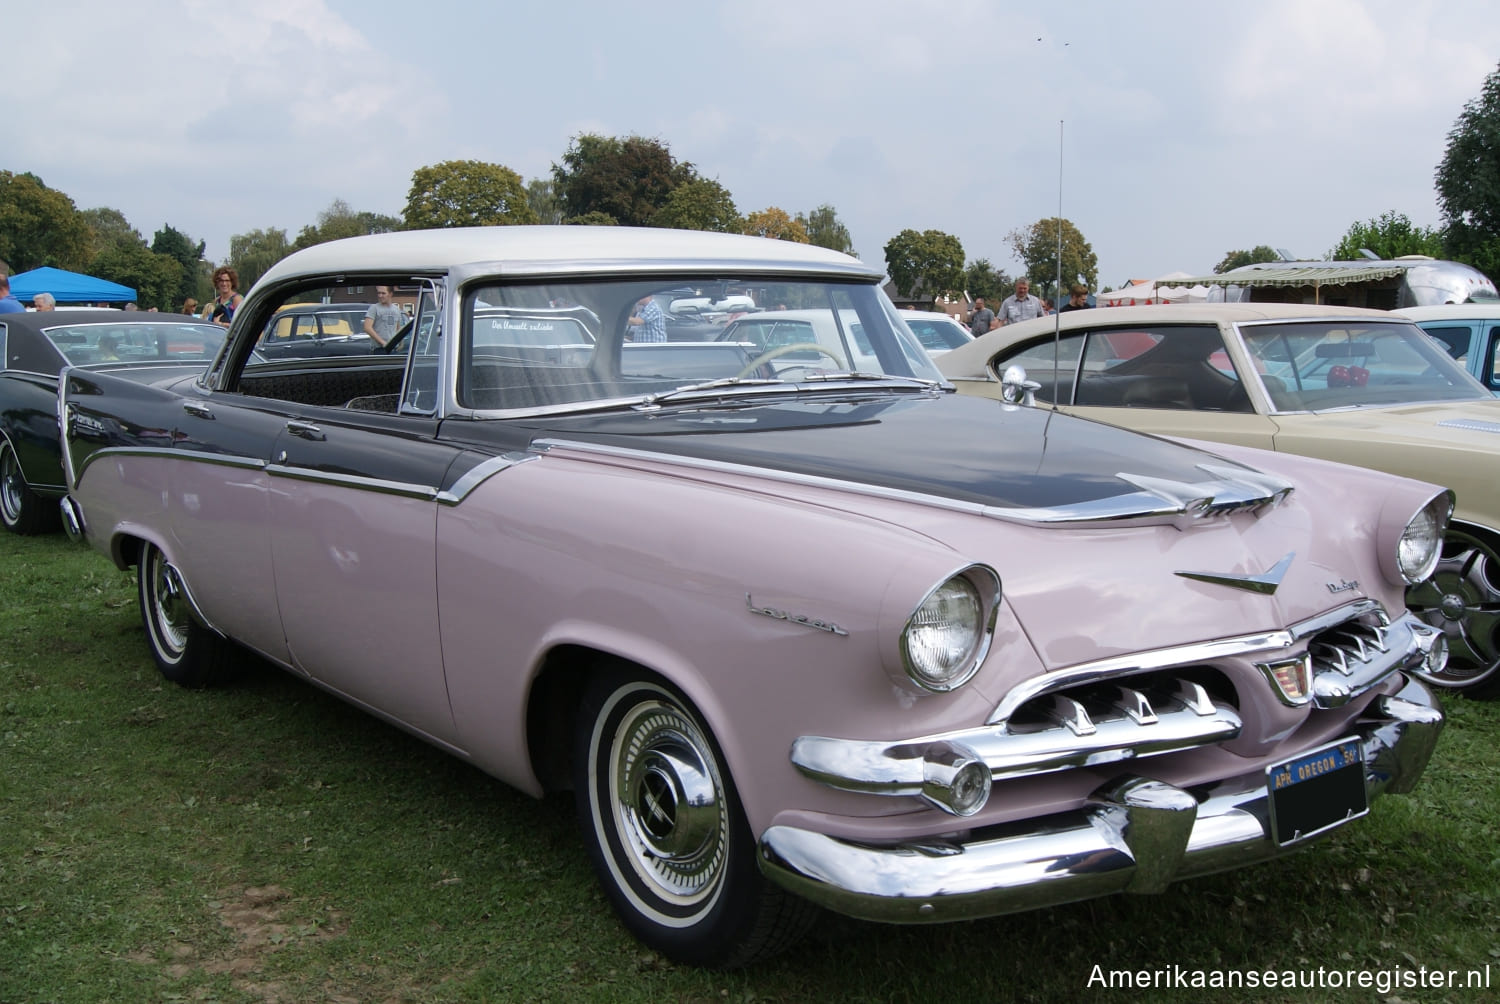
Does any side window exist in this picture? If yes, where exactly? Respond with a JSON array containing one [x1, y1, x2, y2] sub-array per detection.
[[1420, 324, 1473, 364], [400, 286, 443, 414], [1073, 324, 1246, 411], [997, 332, 1085, 404]]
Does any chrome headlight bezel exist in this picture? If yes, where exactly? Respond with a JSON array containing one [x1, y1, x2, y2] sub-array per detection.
[[900, 564, 1002, 693], [1394, 492, 1453, 585]]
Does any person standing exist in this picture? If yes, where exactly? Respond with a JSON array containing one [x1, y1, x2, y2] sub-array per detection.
[[32, 292, 56, 311], [203, 266, 243, 327], [0, 275, 24, 314], [1059, 284, 1091, 313], [627, 293, 667, 342], [968, 297, 995, 336], [362, 285, 405, 347], [180, 297, 198, 316], [998, 278, 1044, 326]]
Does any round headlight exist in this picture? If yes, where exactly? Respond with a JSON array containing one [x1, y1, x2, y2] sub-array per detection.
[[1397, 496, 1451, 584], [901, 570, 996, 692]]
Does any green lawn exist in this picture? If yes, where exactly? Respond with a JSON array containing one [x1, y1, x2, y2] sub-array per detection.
[[2, 531, 1497, 1002]]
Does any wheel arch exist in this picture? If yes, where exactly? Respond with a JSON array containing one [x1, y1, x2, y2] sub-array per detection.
[[525, 644, 742, 800]]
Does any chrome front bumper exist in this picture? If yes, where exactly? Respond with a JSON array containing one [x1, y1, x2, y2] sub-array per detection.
[[758, 675, 1442, 924]]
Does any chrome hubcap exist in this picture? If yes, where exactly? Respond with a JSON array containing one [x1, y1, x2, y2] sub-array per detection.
[[610, 699, 728, 904], [1407, 530, 1500, 684], [0, 448, 22, 522], [151, 556, 190, 655]]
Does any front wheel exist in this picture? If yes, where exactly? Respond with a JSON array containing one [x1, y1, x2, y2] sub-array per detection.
[[0, 439, 57, 535], [1406, 527, 1500, 698], [137, 543, 242, 688], [573, 669, 813, 967]]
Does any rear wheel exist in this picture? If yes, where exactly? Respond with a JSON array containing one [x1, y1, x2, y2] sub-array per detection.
[[573, 668, 813, 967], [1406, 526, 1500, 698], [0, 439, 57, 535], [137, 543, 242, 687]]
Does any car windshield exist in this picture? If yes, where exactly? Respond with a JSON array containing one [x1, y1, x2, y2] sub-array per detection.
[[457, 278, 940, 411], [45, 321, 228, 366], [1241, 320, 1489, 410], [904, 316, 972, 351]]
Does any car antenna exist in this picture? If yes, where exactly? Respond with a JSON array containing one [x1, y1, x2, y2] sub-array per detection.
[[1051, 119, 1063, 412]]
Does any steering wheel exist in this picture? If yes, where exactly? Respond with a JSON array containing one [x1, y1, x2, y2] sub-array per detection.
[[733, 342, 847, 380], [375, 320, 412, 355]]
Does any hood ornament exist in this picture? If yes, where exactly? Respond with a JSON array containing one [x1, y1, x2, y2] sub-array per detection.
[[1176, 552, 1296, 595]]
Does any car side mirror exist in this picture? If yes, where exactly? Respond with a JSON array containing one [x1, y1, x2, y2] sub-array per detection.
[[1001, 365, 1041, 407]]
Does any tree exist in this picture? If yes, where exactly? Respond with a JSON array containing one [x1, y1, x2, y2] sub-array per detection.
[[883, 229, 965, 300], [1436, 60, 1500, 279], [551, 134, 696, 226], [82, 207, 144, 253], [1006, 218, 1097, 299], [742, 207, 809, 243], [566, 212, 618, 226], [90, 241, 183, 311], [1328, 212, 1444, 260], [1213, 246, 1280, 273], [0, 172, 93, 272], [526, 178, 563, 225], [403, 161, 538, 230], [963, 258, 1012, 304], [796, 204, 854, 255], [227, 228, 292, 292], [654, 178, 740, 232], [293, 198, 400, 251], [152, 225, 210, 307]]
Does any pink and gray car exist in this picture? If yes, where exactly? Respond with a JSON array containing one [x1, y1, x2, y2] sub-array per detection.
[[58, 227, 1450, 966]]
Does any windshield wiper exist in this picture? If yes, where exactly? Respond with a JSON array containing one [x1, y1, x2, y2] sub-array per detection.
[[635, 377, 788, 409], [800, 371, 944, 388]]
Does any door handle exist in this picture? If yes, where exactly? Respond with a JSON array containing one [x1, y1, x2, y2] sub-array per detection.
[[285, 421, 326, 442], [182, 400, 215, 420]]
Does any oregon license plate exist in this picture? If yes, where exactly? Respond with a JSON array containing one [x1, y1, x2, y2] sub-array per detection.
[[1266, 737, 1367, 846]]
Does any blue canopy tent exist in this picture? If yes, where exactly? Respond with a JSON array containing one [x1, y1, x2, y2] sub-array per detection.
[[7, 266, 136, 304]]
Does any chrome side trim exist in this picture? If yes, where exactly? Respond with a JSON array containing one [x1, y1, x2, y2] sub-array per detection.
[[66, 443, 535, 506], [986, 599, 1390, 725], [264, 464, 438, 501], [73, 446, 267, 484], [435, 451, 538, 505], [1436, 418, 1500, 435], [761, 677, 1442, 924], [533, 438, 1290, 529]]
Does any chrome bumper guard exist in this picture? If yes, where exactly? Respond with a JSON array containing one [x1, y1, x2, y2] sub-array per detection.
[[759, 675, 1442, 924], [59, 495, 86, 543]]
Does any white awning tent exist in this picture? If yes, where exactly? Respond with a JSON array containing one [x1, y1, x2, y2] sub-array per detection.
[[1096, 272, 1212, 308]]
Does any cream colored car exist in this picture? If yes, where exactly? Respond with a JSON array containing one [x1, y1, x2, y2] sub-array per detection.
[[938, 303, 1500, 696]]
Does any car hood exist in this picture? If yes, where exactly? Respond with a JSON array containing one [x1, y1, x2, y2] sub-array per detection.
[[1282, 398, 1500, 445], [523, 391, 1274, 513]]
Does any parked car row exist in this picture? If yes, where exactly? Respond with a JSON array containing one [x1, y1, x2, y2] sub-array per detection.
[[7, 227, 1469, 966]]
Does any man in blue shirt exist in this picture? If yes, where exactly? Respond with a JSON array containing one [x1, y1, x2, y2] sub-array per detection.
[[0, 275, 24, 313], [628, 293, 667, 342]]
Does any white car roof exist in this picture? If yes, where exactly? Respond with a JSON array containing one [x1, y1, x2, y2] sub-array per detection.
[[1394, 304, 1500, 321], [252, 226, 878, 293]]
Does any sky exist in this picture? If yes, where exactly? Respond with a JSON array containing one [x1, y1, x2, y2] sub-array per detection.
[[10, 0, 1500, 289]]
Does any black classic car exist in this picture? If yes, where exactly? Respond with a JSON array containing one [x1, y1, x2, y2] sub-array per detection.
[[58, 228, 1450, 966], [0, 310, 227, 534]]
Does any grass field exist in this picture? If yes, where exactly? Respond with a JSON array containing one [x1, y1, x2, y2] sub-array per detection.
[[2, 530, 1497, 1003]]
